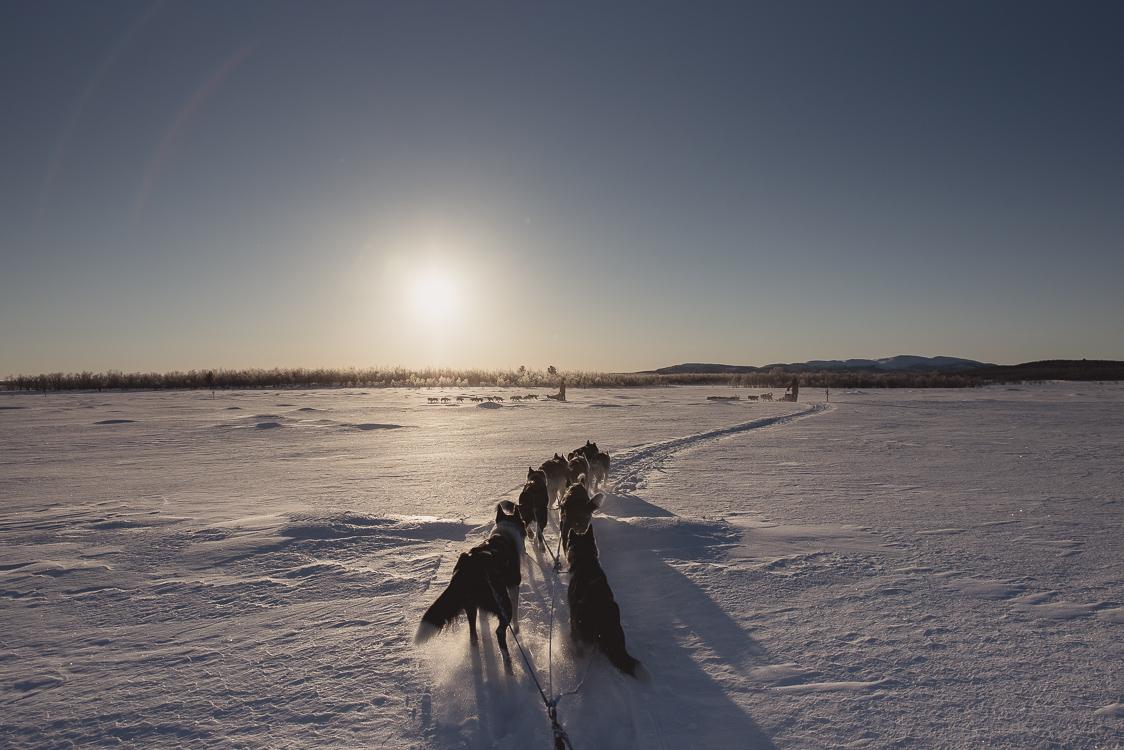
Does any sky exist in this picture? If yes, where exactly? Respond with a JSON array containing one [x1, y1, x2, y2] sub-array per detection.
[[2, 1, 1122, 376]]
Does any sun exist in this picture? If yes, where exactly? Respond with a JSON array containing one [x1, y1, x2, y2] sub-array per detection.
[[409, 273, 460, 322]]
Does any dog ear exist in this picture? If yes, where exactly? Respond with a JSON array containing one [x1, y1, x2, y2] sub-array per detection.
[[528, 466, 534, 479], [591, 492, 605, 509]]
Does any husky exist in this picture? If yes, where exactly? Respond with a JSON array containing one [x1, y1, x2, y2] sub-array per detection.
[[559, 481, 604, 552], [570, 441, 607, 488], [569, 441, 611, 492], [565, 525, 651, 681], [566, 453, 591, 489], [573, 445, 609, 492], [573, 440, 599, 459], [588, 450, 610, 492], [539, 453, 570, 506], [415, 502, 527, 674], [517, 467, 550, 551]]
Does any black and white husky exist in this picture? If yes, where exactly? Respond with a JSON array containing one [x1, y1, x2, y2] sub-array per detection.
[[559, 481, 605, 552], [415, 502, 527, 674], [518, 466, 550, 552], [565, 525, 651, 681]]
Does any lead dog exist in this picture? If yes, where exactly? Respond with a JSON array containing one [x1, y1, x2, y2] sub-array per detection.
[[415, 502, 527, 674], [565, 525, 650, 681], [588, 450, 610, 492], [572, 440, 599, 460], [569, 441, 610, 492], [518, 467, 550, 552]]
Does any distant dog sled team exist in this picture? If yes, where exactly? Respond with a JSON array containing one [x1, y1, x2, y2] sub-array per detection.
[[415, 439, 650, 683], [426, 378, 567, 406]]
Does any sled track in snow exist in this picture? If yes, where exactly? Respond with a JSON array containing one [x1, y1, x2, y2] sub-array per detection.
[[611, 402, 830, 494]]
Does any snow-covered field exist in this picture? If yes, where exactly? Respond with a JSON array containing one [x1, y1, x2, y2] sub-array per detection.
[[2, 383, 1122, 749]]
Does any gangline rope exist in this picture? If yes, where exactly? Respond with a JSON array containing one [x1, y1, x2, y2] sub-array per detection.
[[488, 525, 596, 750]]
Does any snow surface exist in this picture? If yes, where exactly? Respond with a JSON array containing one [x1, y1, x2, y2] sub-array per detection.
[[1, 383, 1122, 749]]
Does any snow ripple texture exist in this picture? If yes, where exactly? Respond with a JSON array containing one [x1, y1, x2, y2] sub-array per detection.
[[2, 385, 1123, 749]]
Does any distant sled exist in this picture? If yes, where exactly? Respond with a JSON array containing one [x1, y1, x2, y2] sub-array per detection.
[[546, 378, 567, 401]]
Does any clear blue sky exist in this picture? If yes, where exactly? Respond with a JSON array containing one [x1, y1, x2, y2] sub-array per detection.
[[3, 1, 1122, 375]]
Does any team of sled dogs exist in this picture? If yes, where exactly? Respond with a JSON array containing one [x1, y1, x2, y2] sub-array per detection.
[[415, 441, 651, 682], [426, 394, 542, 404]]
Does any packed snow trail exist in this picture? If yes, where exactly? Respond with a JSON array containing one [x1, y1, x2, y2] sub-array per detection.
[[610, 402, 829, 494], [418, 403, 831, 749]]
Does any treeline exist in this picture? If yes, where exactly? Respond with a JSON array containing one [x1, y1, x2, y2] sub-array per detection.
[[3, 361, 1119, 393], [1, 367, 737, 393], [956, 359, 1124, 383], [730, 360, 1123, 389]]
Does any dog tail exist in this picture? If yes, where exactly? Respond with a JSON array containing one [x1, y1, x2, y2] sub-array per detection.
[[599, 600, 652, 682], [606, 647, 651, 679], [415, 556, 469, 644], [605, 645, 652, 683]]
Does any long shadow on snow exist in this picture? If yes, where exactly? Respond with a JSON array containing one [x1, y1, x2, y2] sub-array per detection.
[[600, 491, 675, 518], [585, 502, 777, 750], [416, 495, 778, 748]]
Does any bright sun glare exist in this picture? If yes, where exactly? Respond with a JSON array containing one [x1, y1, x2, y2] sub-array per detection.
[[409, 273, 459, 322]]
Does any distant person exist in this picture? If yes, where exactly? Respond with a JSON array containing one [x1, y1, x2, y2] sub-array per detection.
[[547, 377, 566, 401]]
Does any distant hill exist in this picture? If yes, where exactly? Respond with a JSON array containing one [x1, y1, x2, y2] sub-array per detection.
[[649, 356, 993, 375], [647, 363, 758, 375], [645, 358, 1123, 383], [959, 359, 1124, 382], [766, 355, 994, 372]]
